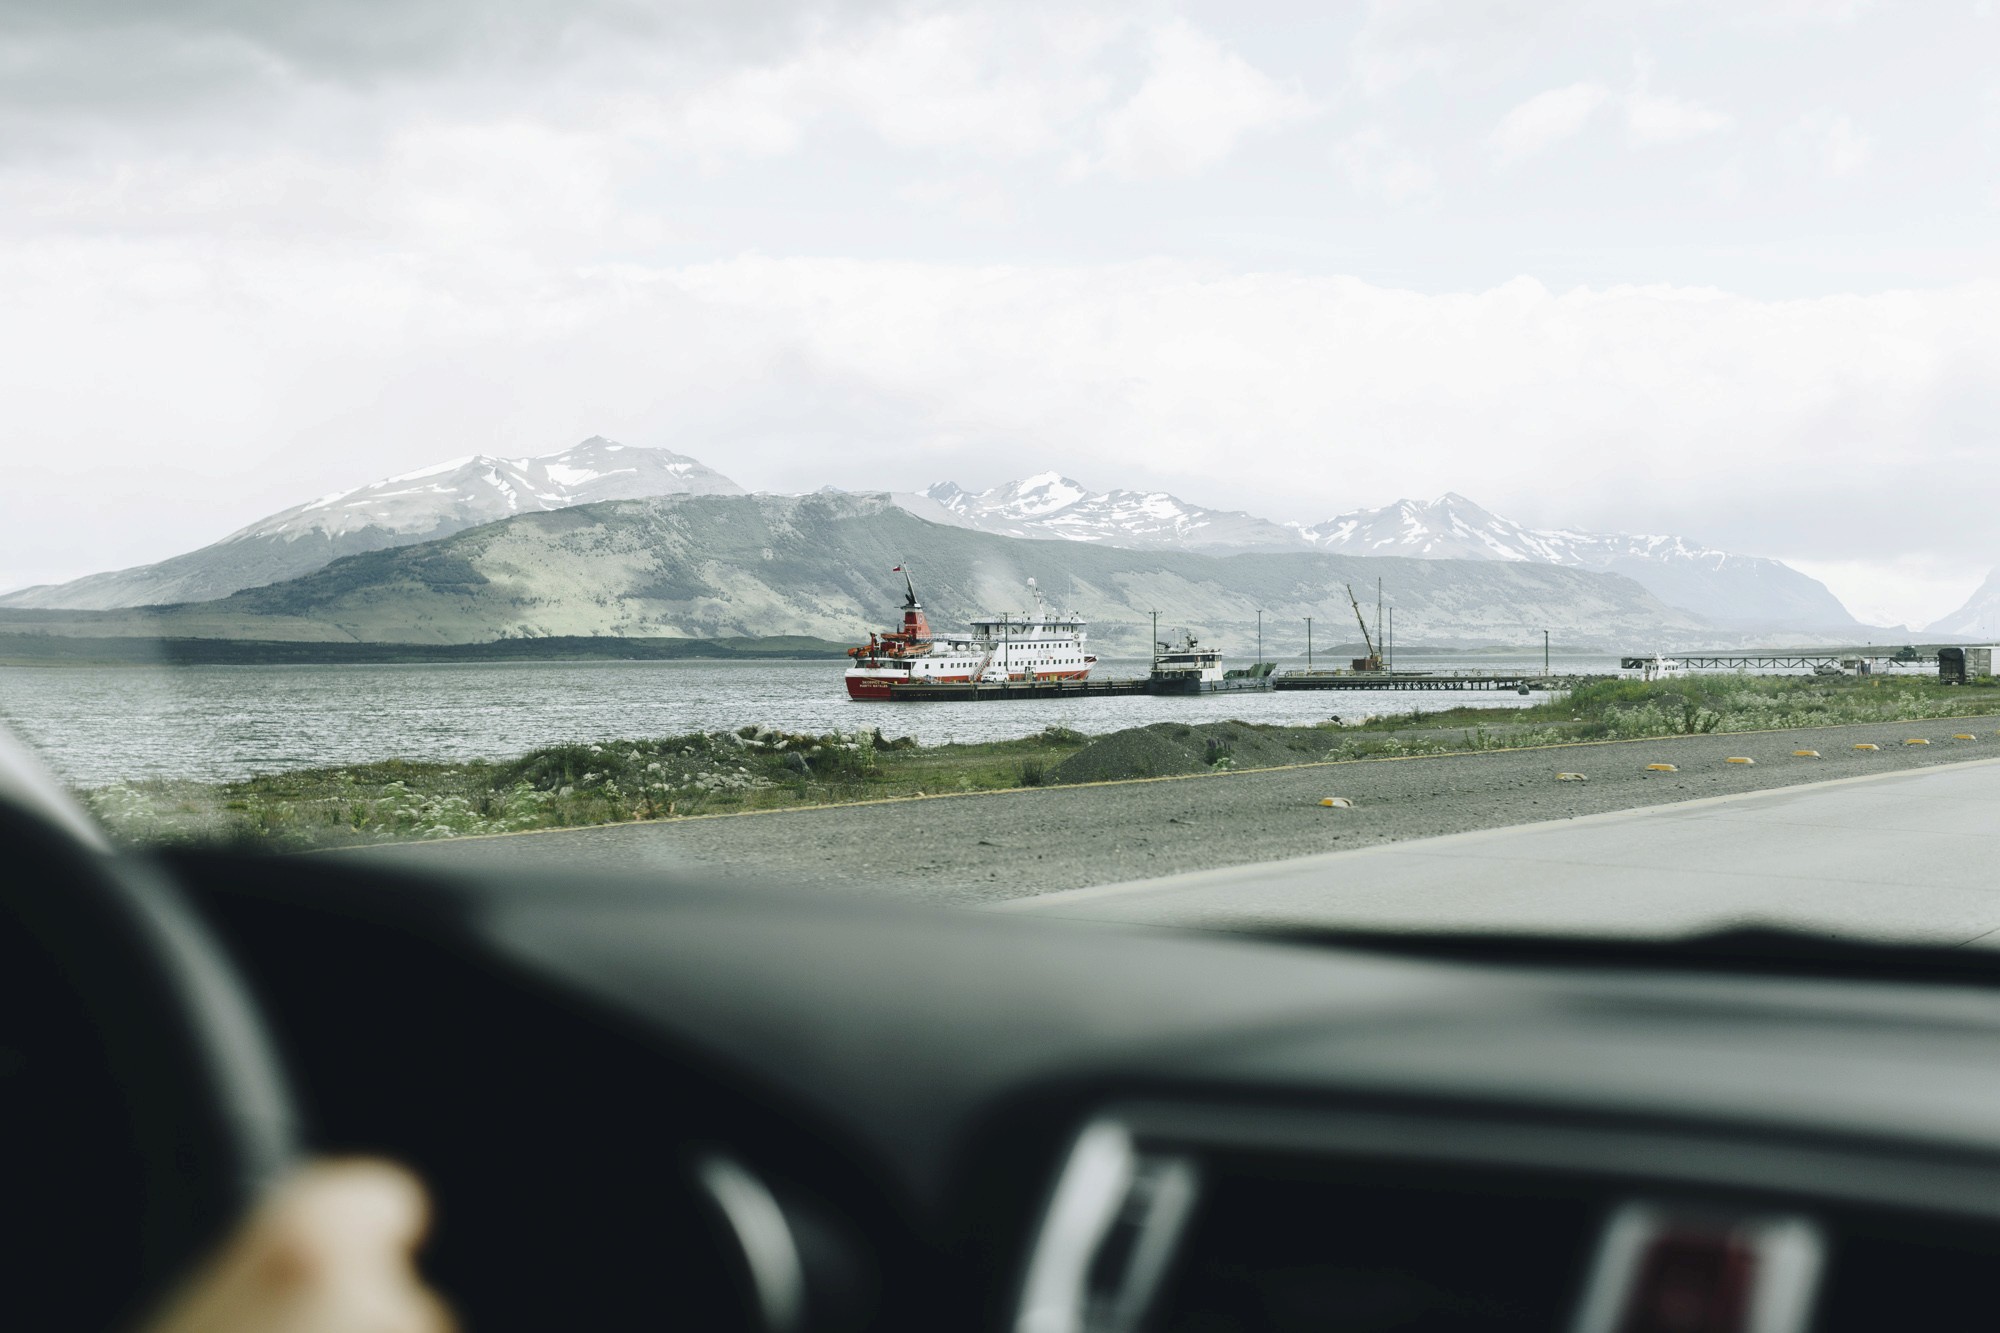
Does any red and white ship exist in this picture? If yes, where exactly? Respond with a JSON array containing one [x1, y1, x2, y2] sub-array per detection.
[[844, 569, 1096, 699]]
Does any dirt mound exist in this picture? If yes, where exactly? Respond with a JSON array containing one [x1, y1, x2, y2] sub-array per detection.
[[1053, 721, 1330, 785]]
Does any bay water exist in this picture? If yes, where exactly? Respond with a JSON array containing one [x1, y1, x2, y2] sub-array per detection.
[[2, 653, 1616, 787]]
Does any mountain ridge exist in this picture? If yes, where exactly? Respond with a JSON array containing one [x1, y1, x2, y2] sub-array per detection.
[[1927, 569, 2000, 640], [0, 491, 1711, 653], [0, 437, 742, 611], [924, 473, 1302, 552], [3, 440, 1857, 638], [1293, 492, 1858, 630], [924, 478, 1856, 630]]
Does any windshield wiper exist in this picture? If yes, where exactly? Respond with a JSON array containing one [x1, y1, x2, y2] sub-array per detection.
[[1245, 925, 2000, 989]]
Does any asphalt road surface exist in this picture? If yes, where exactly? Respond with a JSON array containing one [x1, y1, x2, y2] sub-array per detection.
[[358, 716, 2000, 907], [1011, 753, 2000, 946]]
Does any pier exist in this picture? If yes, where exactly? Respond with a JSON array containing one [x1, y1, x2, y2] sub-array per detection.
[[1619, 652, 1934, 672], [1271, 671, 1540, 692], [878, 671, 1565, 700]]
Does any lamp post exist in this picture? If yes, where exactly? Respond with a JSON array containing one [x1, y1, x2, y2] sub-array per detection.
[[1543, 629, 1550, 677], [1306, 616, 1313, 670], [1256, 609, 1263, 670]]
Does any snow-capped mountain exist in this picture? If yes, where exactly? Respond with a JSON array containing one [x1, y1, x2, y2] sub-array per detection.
[[1927, 569, 2000, 640], [1295, 493, 1858, 630], [919, 479, 1856, 630], [1295, 492, 1581, 562], [922, 473, 1300, 552], [0, 438, 743, 610], [231, 437, 741, 544]]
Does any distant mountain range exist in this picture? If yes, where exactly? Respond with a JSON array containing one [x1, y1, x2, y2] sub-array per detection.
[[0, 493, 1710, 652], [1928, 570, 2000, 640], [0, 437, 740, 610], [924, 479, 1857, 630], [922, 473, 1299, 551], [3, 440, 1861, 636], [1289, 492, 1857, 631]]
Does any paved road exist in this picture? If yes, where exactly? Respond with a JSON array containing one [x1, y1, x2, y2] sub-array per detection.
[[359, 717, 2000, 907], [1008, 753, 2000, 946]]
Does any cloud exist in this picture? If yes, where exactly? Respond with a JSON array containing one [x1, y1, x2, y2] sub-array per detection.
[[1347, 0, 1565, 97], [1489, 82, 1610, 164], [897, 172, 1016, 225], [669, 11, 1122, 163], [1332, 128, 1435, 202], [663, 12, 1310, 179], [1782, 108, 1876, 177], [1095, 20, 1317, 178], [1625, 87, 1733, 145]]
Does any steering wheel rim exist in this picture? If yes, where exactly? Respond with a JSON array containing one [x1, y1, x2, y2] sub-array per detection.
[[2, 797, 301, 1319]]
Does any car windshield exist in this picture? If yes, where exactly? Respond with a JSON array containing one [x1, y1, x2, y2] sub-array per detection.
[[3, 2, 1994, 946]]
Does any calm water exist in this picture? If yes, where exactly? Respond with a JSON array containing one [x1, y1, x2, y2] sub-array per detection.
[[1, 653, 1616, 786]]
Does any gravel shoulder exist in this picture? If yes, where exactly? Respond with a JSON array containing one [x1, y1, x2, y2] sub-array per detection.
[[358, 717, 2000, 906]]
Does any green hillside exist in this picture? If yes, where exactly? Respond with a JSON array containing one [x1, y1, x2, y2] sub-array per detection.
[[0, 492, 1710, 652]]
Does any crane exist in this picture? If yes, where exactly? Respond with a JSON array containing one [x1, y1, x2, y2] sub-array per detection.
[[1345, 582, 1383, 672]]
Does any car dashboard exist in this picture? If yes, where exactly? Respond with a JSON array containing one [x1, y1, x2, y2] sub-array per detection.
[[170, 849, 2000, 1332]]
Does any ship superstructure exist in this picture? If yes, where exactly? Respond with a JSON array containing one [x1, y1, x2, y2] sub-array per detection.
[[1148, 633, 1225, 692], [845, 571, 1095, 699]]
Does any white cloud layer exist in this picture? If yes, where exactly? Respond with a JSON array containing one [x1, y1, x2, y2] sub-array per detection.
[[1490, 82, 1610, 164], [1095, 20, 1317, 178], [1783, 108, 1877, 177], [1626, 88, 1734, 145], [658, 11, 1312, 181], [1333, 128, 1436, 202]]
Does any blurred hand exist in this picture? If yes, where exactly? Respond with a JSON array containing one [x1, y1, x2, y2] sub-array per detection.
[[140, 1160, 453, 1333]]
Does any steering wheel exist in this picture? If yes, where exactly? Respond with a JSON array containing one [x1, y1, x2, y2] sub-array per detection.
[[0, 797, 300, 1328]]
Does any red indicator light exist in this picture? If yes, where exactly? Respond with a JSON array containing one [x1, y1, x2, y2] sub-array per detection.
[[1617, 1228, 1756, 1333], [1572, 1204, 1822, 1333]]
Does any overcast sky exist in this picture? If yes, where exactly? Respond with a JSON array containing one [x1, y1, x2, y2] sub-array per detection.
[[2, 0, 1995, 626]]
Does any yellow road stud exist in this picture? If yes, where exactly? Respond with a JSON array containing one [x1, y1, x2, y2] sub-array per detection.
[[1725, 756, 1755, 765], [1793, 750, 1821, 758], [1319, 796, 1353, 808], [1854, 743, 1879, 751], [1954, 734, 1977, 741], [1645, 763, 1678, 772], [1555, 772, 1587, 782], [1906, 738, 1931, 746]]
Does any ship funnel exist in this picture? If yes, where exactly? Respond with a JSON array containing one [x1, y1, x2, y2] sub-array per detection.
[[890, 565, 930, 645]]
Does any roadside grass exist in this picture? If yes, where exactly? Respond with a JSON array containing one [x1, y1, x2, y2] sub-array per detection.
[[75, 677, 2000, 851], [1337, 673, 2000, 752], [79, 724, 1092, 852]]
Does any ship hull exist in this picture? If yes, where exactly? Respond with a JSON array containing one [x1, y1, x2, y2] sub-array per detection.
[[846, 667, 1091, 699]]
